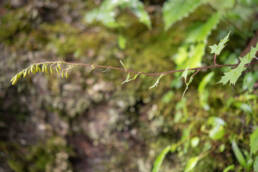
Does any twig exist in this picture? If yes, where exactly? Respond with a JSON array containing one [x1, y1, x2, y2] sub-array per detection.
[[27, 59, 258, 78]]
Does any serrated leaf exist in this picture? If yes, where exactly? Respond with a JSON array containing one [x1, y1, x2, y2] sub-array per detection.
[[186, 12, 222, 43], [209, 32, 230, 55], [184, 156, 200, 172], [175, 13, 221, 70], [152, 146, 171, 172], [250, 128, 258, 155], [219, 43, 258, 85], [163, 0, 207, 30]]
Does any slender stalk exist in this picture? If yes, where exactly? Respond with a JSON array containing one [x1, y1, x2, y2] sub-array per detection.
[[30, 59, 257, 77]]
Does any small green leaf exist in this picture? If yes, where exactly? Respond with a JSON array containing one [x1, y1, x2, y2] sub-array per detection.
[[85, 0, 151, 28], [219, 43, 258, 85], [23, 69, 27, 78], [118, 35, 126, 49], [250, 128, 258, 155], [198, 72, 214, 110], [152, 146, 171, 172], [209, 32, 230, 56], [149, 74, 164, 89], [223, 165, 235, 172], [11, 75, 18, 85], [254, 156, 258, 172], [184, 156, 200, 172], [191, 137, 200, 147], [207, 117, 226, 140], [232, 140, 247, 169]]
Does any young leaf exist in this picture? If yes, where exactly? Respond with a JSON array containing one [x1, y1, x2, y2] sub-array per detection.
[[152, 146, 171, 172], [122, 73, 131, 85], [163, 0, 207, 30], [149, 74, 164, 89], [232, 140, 247, 169], [223, 165, 235, 172], [254, 156, 258, 172], [128, 0, 151, 29], [198, 72, 214, 110], [184, 156, 200, 172], [209, 32, 230, 56], [207, 117, 226, 140], [118, 35, 126, 49], [250, 128, 258, 155], [219, 43, 258, 85]]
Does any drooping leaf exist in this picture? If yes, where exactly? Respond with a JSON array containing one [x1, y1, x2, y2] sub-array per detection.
[[162, 0, 208, 30], [128, 0, 151, 28], [184, 156, 200, 172], [223, 165, 235, 172], [182, 68, 195, 97], [149, 74, 165, 89], [219, 43, 258, 85], [152, 146, 171, 172], [250, 128, 258, 155], [198, 72, 214, 110], [209, 32, 230, 55], [85, 0, 151, 28], [232, 140, 247, 169], [254, 156, 258, 172]]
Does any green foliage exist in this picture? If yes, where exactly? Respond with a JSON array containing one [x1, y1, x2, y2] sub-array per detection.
[[184, 156, 200, 172], [223, 165, 235, 172], [219, 43, 258, 85], [232, 140, 248, 170], [250, 128, 258, 155], [10, 62, 71, 85], [85, 0, 151, 28], [152, 146, 171, 172], [149, 74, 165, 89], [182, 69, 194, 97], [118, 34, 127, 49], [254, 156, 258, 172], [242, 72, 258, 92], [174, 12, 222, 69], [198, 72, 214, 110], [209, 0, 235, 10], [162, 0, 208, 30], [209, 32, 230, 56], [207, 117, 225, 140]]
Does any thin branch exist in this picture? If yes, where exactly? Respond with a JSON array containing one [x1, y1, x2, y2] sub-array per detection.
[[29, 59, 257, 77]]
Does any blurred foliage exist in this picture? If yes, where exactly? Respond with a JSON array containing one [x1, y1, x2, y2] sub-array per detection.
[[0, 0, 257, 172]]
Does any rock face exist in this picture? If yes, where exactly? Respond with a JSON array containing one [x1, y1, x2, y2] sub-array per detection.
[[1, 0, 257, 172]]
